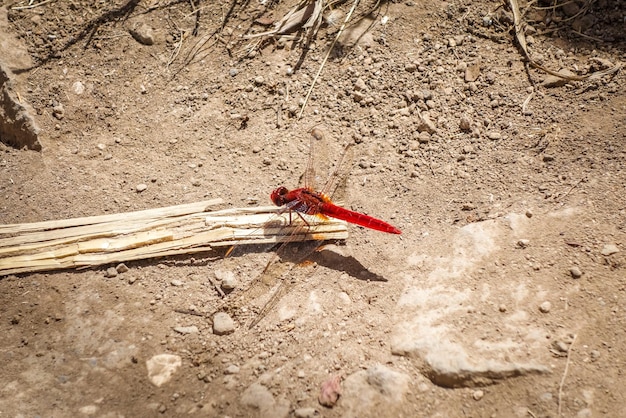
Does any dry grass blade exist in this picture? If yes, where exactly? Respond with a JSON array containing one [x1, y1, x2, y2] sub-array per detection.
[[298, 0, 361, 118], [244, 0, 323, 39], [0, 201, 348, 276]]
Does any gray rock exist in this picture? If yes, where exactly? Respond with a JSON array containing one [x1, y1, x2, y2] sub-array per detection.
[[0, 41, 41, 150], [213, 312, 235, 335]]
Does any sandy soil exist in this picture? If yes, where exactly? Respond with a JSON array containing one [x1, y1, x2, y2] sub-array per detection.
[[1, 0, 625, 417]]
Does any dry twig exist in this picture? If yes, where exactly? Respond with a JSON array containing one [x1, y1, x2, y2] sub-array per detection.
[[557, 334, 577, 416]]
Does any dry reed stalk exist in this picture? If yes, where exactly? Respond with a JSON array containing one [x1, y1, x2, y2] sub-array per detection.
[[0, 200, 348, 276]]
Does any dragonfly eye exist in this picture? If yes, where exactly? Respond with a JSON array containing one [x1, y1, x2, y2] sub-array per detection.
[[270, 186, 289, 206]]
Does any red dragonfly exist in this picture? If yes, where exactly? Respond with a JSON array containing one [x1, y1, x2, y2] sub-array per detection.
[[224, 128, 400, 328], [270, 128, 401, 235]]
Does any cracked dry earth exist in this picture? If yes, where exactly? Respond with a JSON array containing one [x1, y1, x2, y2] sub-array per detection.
[[0, 0, 625, 417]]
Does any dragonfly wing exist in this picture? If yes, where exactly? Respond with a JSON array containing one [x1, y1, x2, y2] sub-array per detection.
[[247, 237, 322, 327], [322, 143, 354, 206]]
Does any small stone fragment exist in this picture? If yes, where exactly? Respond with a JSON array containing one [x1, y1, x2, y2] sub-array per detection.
[[459, 114, 472, 131], [465, 63, 481, 82], [104, 267, 118, 278], [525, 210, 533, 218], [517, 239, 530, 248], [173, 326, 198, 335], [116, 263, 129, 273], [72, 81, 85, 95], [539, 301, 551, 313], [213, 312, 235, 335], [487, 131, 502, 140], [472, 390, 484, 401], [569, 267, 582, 279], [224, 364, 240, 374], [552, 340, 569, 353], [416, 113, 437, 134], [146, 354, 182, 387], [136, 183, 148, 192], [294, 407, 318, 418], [601, 244, 619, 256], [170, 279, 183, 287], [354, 78, 367, 91], [498, 304, 507, 313], [215, 269, 237, 291], [52, 103, 65, 120], [130, 23, 155, 45], [417, 131, 431, 144]]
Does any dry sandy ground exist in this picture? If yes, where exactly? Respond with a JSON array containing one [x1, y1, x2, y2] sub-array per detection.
[[1, 1, 625, 417]]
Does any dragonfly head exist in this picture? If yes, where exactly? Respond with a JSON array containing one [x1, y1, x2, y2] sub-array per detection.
[[270, 186, 289, 207]]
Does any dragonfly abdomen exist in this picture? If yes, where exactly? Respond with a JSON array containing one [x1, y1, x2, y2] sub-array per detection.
[[320, 203, 401, 234]]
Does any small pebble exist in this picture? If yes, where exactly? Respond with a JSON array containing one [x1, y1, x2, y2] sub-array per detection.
[[213, 312, 235, 335], [294, 407, 318, 418], [72, 81, 85, 95], [104, 267, 118, 278], [253, 75, 264, 85], [569, 266, 582, 279], [215, 270, 237, 291], [128, 277, 137, 284], [590, 350, 600, 361], [130, 23, 154, 45], [136, 184, 148, 192], [487, 131, 502, 140], [552, 340, 569, 353], [539, 301, 551, 313], [459, 114, 472, 131], [517, 239, 530, 248], [173, 326, 198, 335], [224, 364, 240, 374], [525, 210, 533, 218], [170, 279, 183, 287], [52, 103, 65, 120], [601, 244, 619, 256], [472, 390, 484, 401], [229, 68, 238, 77], [498, 304, 507, 313], [116, 263, 129, 273]]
